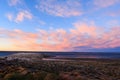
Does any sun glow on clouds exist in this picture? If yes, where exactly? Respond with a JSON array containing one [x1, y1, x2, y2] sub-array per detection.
[[0, 22, 120, 51]]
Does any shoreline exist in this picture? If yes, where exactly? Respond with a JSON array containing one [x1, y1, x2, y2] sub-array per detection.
[[42, 57, 120, 62]]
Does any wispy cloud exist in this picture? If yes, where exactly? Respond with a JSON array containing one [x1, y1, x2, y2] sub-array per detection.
[[8, 0, 22, 6], [36, 0, 82, 17], [6, 13, 13, 21], [105, 10, 120, 17], [6, 10, 33, 23], [38, 20, 46, 25], [15, 10, 33, 23], [93, 0, 120, 8]]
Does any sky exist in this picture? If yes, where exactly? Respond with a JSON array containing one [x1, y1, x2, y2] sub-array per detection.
[[0, 0, 120, 52]]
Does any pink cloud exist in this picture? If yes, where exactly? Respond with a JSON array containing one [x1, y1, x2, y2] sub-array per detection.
[[94, 0, 120, 8], [106, 10, 120, 17], [71, 22, 102, 37], [8, 0, 21, 6], [15, 10, 33, 23], [0, 23, 120, 51], [36, 0, 82, 17], [6, 10, 33, 23]]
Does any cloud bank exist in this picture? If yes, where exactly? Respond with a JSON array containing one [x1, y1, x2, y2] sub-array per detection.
[[0, 22, 120, 51]]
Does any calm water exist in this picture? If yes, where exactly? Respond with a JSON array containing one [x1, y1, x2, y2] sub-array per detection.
[[0, 52, 120, 59]]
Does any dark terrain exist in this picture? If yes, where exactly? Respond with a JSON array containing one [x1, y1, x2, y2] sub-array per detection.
[[0, 56, 120, 80]]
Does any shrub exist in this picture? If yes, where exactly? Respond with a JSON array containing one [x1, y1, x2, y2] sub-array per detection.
[[44, 73, 58, 80], [33, 71, 47, 80], [4, 73, 23, 80]]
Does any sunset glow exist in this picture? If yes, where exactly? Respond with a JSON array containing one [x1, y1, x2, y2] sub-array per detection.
[[0, 0, 120, 51]]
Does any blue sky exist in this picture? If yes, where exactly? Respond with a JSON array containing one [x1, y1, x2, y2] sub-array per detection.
[[0, 0, 120, 51]]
